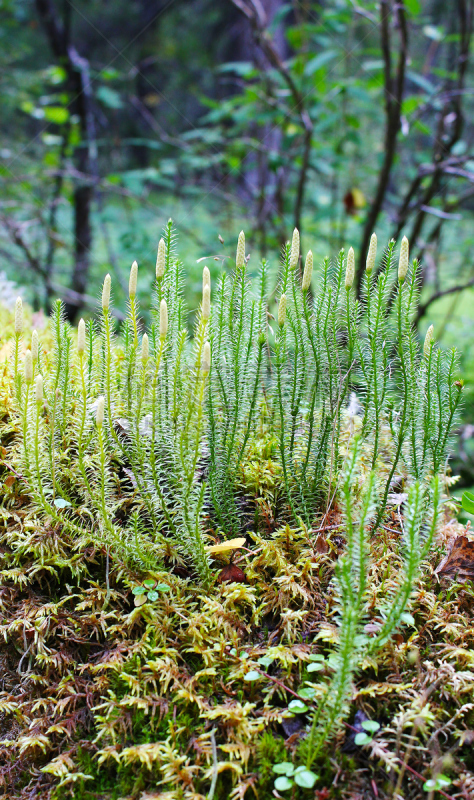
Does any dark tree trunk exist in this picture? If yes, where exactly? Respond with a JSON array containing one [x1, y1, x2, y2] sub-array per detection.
[[73, 184, 93, 304], [35, 0, 94, 321]]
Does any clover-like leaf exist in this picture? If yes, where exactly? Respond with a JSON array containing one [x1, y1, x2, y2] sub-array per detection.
[[257, 656, 273, 668], [155, 583, 171, 592], [274, 776, 294, 791], [423, 775, 451, 792], [244, 670, 260, 682], [361, 720, 380, 734], [298, 686, 316, 700], [293, 767, 318, 788], [272, 762, 294, 776], [143, 579, 156, 589], [132, 586, 146, 595], [288, 699, 308, 714], [435, 775, 452, 789], [147, 591, 159, 601], [53, 498, 71, 509], [308, 653, 325, 662], [307, 662, 325, 672], [354, 732, 372, 746]]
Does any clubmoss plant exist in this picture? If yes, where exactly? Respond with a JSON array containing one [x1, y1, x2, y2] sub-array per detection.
[[300, 440, 442, 765], [10, 224, 462, 592]]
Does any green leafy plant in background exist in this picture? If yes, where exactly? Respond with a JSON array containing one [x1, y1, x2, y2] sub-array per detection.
[[462, 490, 474, 515]]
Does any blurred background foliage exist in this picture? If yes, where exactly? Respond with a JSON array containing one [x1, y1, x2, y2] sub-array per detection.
[[0, 0, 473, 484]]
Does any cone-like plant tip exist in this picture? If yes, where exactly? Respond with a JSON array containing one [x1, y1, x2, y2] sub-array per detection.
[[302, 250, 313, 291], [141, 333, 149, 363], [35, 374, 43, 405], [398, 236, 409, 283], [96, 396, 105, 427], [345, 247, 355, 289], [102, 274, 111, 311], [31, 330, 38, 363], [77, 318, 86, 354], [366, 233, 377, 274], [156, 238, 166, 279], [202, 284, 211, 320], [236, 230, 245, 269], [278, 293, 287, 327], [290, 228, 300, 269], [24, 349, 33, 384], [202, 341, 211, 373], [202, 266, 211, 292], [129, 261, 138, 300], [14, 297, 23, 335], [423, 324, 434, 357], [159, 299, 168, 340]]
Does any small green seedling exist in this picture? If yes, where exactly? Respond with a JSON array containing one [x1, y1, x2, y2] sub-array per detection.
[[243, 670, 260, 681], [272, 762, 318, 791], [354, 719, 381, 746], [307, 653, 326, 672], [132, 580, 170, 606], [423, 774, 451, 792], [287, 699, 309, 714], [298, 686, 316, 700], [53, 498, 71, 509]]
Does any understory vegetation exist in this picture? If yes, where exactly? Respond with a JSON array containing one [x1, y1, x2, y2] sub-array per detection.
[[0, 227, 473, 799]]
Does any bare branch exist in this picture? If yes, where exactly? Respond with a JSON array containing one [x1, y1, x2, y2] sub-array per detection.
[[414, 277, 474, 325]]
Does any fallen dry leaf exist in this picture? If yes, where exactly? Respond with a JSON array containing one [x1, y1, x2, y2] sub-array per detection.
[[205, 537, 246, 554], [434, 535, 474, 580], [217, 564, 246, 584], [314, 534, 329, 554]]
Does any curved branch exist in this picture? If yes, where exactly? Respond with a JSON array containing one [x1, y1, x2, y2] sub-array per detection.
[[414, 277, 474, 325]]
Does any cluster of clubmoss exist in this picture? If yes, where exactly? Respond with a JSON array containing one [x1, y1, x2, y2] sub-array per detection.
[[0, 224, 470, 798]]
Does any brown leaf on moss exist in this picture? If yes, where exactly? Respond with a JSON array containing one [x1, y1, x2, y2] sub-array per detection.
[[217, 564, 246, 584], [434, 535, 474, 580], [314, 534, 329, 554]]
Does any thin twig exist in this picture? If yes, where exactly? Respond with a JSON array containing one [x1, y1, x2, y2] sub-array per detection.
[[208, 727, 218, 800]]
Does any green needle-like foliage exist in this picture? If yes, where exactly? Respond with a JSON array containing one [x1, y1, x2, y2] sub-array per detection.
[[9, 224, 462, 590]]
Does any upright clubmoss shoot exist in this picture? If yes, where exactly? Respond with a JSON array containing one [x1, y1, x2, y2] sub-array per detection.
[[236, 230, 245, 269], [366, 232, 377, 274], [302, 251, 313, 292], [156, 238, 166, 280]]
